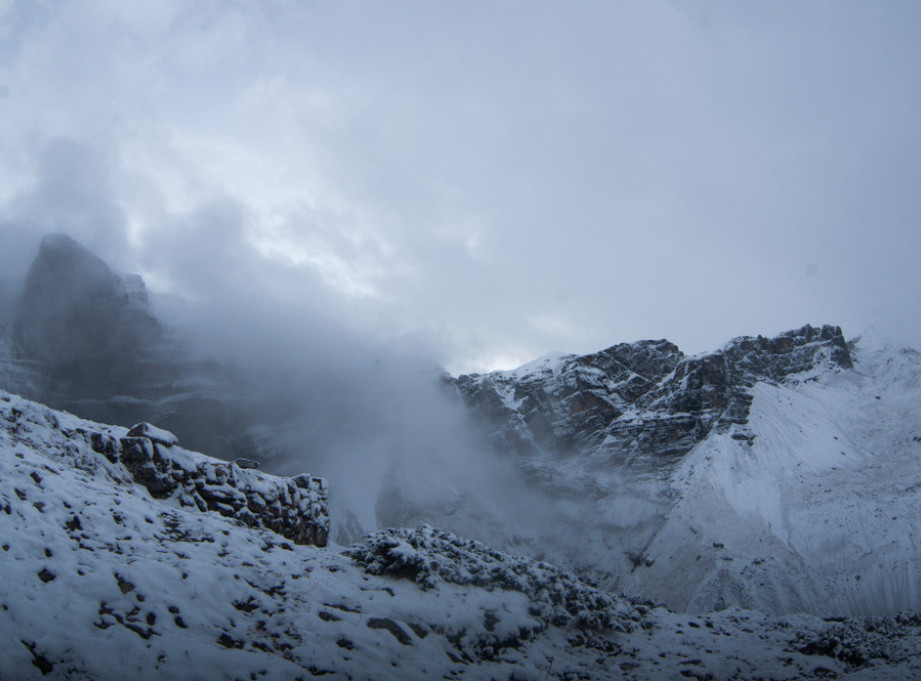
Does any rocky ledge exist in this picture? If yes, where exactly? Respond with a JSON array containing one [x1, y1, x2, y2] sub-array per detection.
[[1, 390, 329, 547]]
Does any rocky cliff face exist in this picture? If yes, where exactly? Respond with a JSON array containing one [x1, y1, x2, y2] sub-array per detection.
[[13, 234, 162, 394], [5, 234, 263, 461], [440, 329, 921, 618], [455, 324, 852, 476]]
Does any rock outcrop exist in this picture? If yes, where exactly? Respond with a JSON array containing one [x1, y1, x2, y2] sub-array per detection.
[[1, 391, 329, 547], [6, 234, 262, 462], [455, 324, 852, 472]]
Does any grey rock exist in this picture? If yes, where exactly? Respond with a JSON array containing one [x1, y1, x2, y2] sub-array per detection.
[[454, 324, 852, 474]]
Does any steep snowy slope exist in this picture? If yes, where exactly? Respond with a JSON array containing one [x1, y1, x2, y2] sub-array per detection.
[[448, 328, 921, 617], [3, 389, 921, 680], [629, 338, 921, 615]]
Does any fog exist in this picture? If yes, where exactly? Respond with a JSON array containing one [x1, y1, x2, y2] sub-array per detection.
[[1, 1, 921, 548]]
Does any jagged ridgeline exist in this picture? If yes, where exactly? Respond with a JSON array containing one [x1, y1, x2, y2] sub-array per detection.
[[452, 324, 852, 469]]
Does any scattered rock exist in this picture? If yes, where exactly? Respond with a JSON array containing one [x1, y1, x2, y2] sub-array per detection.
[[367, 618, 412, 646], [20, 640, 53, 676]]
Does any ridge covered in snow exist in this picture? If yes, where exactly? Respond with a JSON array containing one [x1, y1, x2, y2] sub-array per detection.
[[435, 326, 921, 617], [3, 388, 921, 680]]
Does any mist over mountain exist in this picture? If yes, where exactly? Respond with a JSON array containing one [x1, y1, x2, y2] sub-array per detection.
[[0, 234, 508, 543], [4, 235, 921, 624]]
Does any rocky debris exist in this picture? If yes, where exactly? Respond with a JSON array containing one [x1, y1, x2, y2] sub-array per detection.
[[367, 617, 413, 645], [108, 426, 329, 547], [345, 524, 643, 634], [792, 615, 919, 669], [455, 324, 853, 468]]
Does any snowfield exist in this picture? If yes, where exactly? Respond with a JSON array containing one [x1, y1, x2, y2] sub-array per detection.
[[622, 339, 921, 616], [3, 387, 921, 680]]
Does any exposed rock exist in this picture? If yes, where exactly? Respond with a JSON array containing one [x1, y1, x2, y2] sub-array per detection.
[[126, 422, 179, 447], [345, 524, 641, 634], [0, 391, 330, 548], [455, 324, 852, 471], [12, 234, 162, 394], [6, 234, 261, 463], [108, 427, 329, 547]]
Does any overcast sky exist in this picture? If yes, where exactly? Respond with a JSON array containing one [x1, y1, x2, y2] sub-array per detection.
[[0, 0, 919, 373]]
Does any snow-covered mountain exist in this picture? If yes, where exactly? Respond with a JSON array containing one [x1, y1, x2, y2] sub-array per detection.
[[0, 233, 261, 461], [445, 327, 921, 617], [3, 387, 921, 680]]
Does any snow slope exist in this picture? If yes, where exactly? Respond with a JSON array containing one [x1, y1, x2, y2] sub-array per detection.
[[447, 328, 921, 618], [3, 388, 921, 680], [619, 339, 921, 615]]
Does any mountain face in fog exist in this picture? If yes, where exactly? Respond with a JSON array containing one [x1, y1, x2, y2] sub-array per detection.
[[453, 324, 852, 474], [13, 234, 162, 393], [441, 327, 921, 616], [5, 234, 257, 460]]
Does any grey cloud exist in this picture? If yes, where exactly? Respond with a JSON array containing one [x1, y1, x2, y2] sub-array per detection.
[[1, 0, 921, 370]]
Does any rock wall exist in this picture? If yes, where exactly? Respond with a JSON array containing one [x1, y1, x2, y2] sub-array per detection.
[[455, 324, 853, 470]]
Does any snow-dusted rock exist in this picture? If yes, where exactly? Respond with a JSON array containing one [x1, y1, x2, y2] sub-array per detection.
[[418, 326, 921, 618], [1, 391, 329, 547], [126, 422, 179, 447], [455, 324, 852, 466], [345, 524, 642, 633]]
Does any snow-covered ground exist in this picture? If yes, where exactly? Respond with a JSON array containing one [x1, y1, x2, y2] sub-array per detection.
[[3, 387, 921, 680]]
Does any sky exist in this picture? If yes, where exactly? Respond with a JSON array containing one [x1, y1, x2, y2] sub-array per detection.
[[0, 0, 920, 374]]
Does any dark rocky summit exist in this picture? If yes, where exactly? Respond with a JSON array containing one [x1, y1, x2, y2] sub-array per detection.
[[454, 324, 852, 472], [13, 234, 162, 394], [5, 234, 262, 462]]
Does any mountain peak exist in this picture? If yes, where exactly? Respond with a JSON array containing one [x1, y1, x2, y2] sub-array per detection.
[[12, 233, 160, 393]]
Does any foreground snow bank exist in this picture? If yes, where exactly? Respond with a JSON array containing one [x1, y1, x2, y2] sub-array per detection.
[[1, 390, 329, 546], [3, 387, 921, 680]]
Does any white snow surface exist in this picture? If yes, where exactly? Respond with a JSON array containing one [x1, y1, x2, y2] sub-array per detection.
[[615, 341, 921, 615], [3, 388, 921, 679]]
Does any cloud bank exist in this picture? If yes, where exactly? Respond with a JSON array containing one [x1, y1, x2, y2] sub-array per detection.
[[1, 0, 920, 373]]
